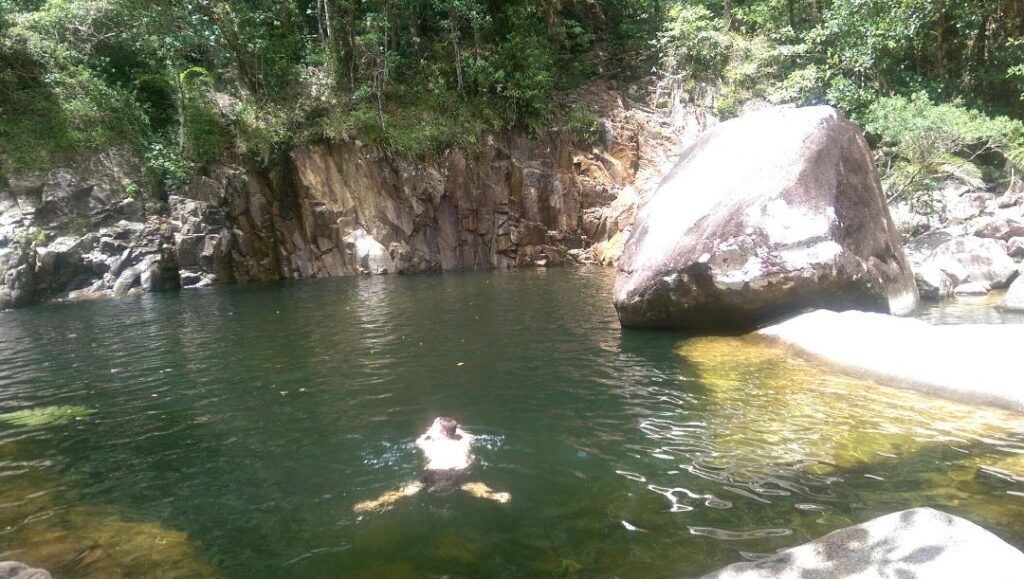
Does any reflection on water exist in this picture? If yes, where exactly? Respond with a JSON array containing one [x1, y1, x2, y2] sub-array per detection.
[[0, 269, 1022, 577]]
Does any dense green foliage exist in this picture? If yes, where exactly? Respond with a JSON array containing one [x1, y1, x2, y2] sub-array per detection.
[[864, 94, 1024, 203], [1, 0, 1022, 199], [0, 0, 661, 186], [659, 1, 1024, 201]]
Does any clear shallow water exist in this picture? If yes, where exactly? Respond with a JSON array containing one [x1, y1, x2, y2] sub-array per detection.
[[0, 268, 1022, 578], [915, 290, 1024, 325]]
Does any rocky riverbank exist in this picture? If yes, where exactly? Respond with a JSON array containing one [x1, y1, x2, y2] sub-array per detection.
[[896, 184, 1024, 309], [0, 81, 707, 310]]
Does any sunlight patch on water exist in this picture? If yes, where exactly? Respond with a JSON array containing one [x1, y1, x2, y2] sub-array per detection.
[[673, 335, 1024, 537], [678, 335, 1024, 471]]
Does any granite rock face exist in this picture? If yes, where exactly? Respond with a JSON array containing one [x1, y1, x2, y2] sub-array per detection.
[[614, 106, 918, 332], [703, 508, 1024, 579], [918, 236, 1018, 291], [0, 82, 700, 309]]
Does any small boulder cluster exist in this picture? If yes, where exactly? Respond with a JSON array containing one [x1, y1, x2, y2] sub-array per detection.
[[899, 185, 1024, 310], [0, 156, 228, 309]]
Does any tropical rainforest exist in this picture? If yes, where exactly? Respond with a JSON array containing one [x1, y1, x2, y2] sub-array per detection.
[[2, 0, 1023, 201]]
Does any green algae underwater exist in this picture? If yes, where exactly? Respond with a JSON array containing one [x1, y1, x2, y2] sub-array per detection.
[[0, 268, 1022, 577]]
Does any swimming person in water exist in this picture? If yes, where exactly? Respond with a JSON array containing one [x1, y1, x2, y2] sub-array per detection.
[[353, 417, 510, 512]]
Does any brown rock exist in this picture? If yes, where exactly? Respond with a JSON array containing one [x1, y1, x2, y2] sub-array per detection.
[[974, 216, 1024, 241]]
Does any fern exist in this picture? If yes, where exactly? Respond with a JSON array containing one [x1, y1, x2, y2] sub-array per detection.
[[1005, 141, 1024, 173], [935, 154, 984, 189]]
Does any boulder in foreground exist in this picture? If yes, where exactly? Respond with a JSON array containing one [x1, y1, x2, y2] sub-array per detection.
[[0, 561, 51, 579], [703, 507, 1024, 578], [614, 106, 917, 332], [758, 309, 1024, 412]]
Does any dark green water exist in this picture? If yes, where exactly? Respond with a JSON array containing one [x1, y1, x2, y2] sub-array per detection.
[[1, 268, 1023, 578]]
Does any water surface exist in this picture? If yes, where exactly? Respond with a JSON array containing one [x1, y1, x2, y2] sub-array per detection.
[[1, 268, 1023, 577]]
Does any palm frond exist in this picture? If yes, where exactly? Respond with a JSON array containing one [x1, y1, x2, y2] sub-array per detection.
[[933, 153, 984, 189], [881, 160, 921, 199], [1005, 141, 1024, 173]]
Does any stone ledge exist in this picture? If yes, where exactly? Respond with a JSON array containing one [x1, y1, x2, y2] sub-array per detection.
[[756, 309, 1024, 412]]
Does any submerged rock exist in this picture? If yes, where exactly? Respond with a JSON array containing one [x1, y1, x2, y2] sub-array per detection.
[[0, 467, 222, 578], [0, 405, 94, 427], [678, 334, 1024, 474], [614, 106, 917, 332], [703, 508, 1024, 579]]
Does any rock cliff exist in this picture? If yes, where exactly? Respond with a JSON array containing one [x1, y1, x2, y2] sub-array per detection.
[[0, 82, 703, 309]]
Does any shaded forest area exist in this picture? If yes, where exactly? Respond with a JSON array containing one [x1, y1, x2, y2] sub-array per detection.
[[1, 0, 1022, 201]]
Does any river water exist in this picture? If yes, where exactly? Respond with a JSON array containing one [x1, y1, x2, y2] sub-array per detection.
[[1, 268, 1023, 577]]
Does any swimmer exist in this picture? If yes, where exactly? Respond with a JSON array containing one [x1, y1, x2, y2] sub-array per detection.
[[353, 417, 510, 512]]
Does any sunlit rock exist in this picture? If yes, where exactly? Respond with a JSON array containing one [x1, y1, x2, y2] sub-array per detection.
[[703, 508, 1024, 579], [919, 236, 1017, 290], [1004, 276, 1024, 311], [974, 215, 1024, 241], [614, 106, 917, 331], [757, 309, 1024, 412]]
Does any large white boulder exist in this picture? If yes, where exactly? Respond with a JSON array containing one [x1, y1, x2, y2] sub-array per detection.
[[614, 106, 917, 332]]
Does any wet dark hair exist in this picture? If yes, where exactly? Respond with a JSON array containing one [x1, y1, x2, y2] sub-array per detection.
[[436, 417, 458, 439]]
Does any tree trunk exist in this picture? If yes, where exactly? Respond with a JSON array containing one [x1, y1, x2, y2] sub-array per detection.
[[175, 73, 186, 155], [546, 0, 560, 35], [324, 0, 345, 90], [450, 10, 464, 96], [343, 0, 359, 91], [316, 0, 327, 48]]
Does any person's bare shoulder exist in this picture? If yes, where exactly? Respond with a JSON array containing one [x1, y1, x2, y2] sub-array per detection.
[[415, 432, 433, 449]]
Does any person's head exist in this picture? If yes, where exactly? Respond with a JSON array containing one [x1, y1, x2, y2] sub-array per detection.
[[433, 417, 458, 439]]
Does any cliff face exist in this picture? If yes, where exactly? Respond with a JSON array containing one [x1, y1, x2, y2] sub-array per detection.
[[0, 81, 704, 310]]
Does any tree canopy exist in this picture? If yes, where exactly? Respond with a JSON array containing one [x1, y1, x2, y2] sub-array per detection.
[[1, 0, 1021, 193]]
